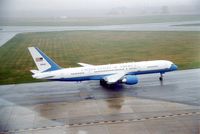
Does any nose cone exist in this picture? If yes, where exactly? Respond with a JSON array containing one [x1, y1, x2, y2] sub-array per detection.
[[170, 64, 178, 71]]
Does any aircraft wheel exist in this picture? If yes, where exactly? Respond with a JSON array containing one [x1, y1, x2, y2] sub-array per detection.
[[159, 73, 164, 81], [100, 79, 107, 86], [159, 77, 163, 81]]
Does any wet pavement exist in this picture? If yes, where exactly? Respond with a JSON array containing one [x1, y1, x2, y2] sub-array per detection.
[[0, 69, 200, 133]]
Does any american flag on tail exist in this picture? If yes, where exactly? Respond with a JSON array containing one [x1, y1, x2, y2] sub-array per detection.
[[35, 57, 43, 62]]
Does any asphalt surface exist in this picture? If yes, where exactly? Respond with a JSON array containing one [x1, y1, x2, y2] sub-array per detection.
[[0, 69, 199, 133], [1, 21, 200, 47], [0, 68, 200, 106]]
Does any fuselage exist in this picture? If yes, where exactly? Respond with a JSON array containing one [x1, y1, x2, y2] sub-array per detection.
[[32, 60, 177, 81]]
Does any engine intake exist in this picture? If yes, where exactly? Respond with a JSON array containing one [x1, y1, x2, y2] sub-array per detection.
[[121, 75, 138, 85]]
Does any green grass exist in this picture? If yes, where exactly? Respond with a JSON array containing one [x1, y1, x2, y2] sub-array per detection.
[[0, 31, 200, 84]]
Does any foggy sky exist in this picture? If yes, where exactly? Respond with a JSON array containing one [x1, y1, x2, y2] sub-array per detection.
[[0, 0, 199, 18], [1, 0, 197, 10]]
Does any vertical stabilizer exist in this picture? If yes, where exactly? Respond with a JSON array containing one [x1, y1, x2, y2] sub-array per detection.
[[28, 47, 61, 72]]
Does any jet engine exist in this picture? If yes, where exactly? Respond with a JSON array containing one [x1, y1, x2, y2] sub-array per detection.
[[121, 75, 138, 85]]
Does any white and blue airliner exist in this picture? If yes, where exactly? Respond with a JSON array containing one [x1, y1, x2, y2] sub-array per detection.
[[28, 47, 177, 86]]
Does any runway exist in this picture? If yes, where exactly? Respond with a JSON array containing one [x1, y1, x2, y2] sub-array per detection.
[[0, 69, 199, 133], [0, 21, 200, 47]]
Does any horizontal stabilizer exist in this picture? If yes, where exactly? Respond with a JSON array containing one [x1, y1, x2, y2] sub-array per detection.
[[30, 70, 40, 74]]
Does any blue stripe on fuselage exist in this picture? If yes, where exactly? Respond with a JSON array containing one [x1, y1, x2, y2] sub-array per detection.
[[49, 66, 176, 82], [50, 74, 111, 81], [128, 68, 167, 75]]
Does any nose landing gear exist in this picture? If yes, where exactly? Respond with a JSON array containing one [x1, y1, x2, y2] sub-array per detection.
[[159, 73, 163, 81]]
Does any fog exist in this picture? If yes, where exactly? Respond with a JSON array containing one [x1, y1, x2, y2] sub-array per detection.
[[0, 0, 199, 18]]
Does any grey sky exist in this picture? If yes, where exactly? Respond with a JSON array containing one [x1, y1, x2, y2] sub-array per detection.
[[1, 0, 197, 10], [0, 0, 199, 18]]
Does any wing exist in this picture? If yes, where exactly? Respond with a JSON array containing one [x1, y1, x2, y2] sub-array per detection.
[[104, 72, 126, 84], [78, 63, 94, 67]]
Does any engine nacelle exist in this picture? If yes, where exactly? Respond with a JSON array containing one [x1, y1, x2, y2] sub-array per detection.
[[122, 75, 138, 85]]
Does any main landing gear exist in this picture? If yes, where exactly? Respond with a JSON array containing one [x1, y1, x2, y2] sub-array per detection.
[[100, 79, 107, 86], [159, 73, 163, 81], [100, 79, 117, 88]]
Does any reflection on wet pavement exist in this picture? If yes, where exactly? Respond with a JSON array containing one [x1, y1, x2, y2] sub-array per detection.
[[0, 97, 199, 134], [0, 69, 200, 133]]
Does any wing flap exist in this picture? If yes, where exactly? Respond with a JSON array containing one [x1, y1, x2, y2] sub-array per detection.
[[104, 72, 126, 84]]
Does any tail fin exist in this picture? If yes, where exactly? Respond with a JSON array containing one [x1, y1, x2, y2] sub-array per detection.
[[28, 47, 61, 72]]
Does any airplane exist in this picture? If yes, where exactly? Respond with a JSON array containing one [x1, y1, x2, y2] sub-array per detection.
[[28, 47, 178, 86]]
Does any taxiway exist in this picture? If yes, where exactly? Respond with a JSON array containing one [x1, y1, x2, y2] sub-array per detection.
[[1, 21, 200, 47], [0, 69, 199, 133]]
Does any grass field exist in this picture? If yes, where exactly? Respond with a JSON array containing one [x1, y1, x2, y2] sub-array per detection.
[[0, 31, 200, 84]]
